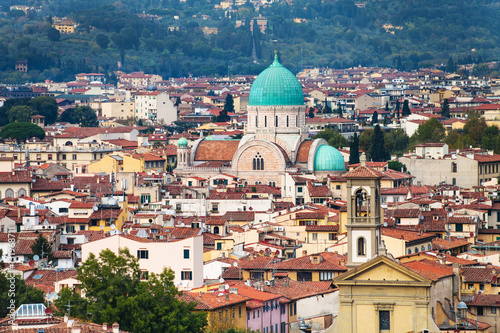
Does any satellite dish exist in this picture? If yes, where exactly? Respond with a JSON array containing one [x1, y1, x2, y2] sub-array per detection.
[[233, 262, 238, 267], [100, 225, 104, 230], [448, 212, 453, 217], [420, 215, 424, 220], [28, 260, 35, 267], [225, 284, 229, 290], [93, 206, 98, 211], [33, 255, 40, 261], [111, 224, 116, 230], [219, 277, 225, 284], [383, 222, 388, 227]]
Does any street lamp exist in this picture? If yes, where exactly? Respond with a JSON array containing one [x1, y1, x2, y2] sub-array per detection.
[[456, 301, 468, 330]]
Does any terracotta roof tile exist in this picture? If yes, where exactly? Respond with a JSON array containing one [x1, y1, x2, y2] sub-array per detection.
[[343, 165, 385, 178], [178, 291, 248, 310], [194, 140, 240, 161], [296, 140, 314, 163], [403, 259, 454, 281]]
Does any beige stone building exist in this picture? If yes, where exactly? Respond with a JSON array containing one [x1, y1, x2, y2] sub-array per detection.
[[175, 53, 347, 187]]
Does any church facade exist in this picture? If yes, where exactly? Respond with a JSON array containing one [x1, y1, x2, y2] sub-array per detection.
[[175, 53, 346, 186]]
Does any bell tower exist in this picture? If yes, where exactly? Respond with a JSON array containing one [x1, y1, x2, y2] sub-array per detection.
[[343, 154, 384, 268], [176, 137, 190, 169]]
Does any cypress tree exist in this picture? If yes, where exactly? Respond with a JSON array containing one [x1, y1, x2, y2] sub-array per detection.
[[371, 111, 378, 125], [349, 132, 360, 165], [402, 100, 411, 116], [369, 125, 388, 162]]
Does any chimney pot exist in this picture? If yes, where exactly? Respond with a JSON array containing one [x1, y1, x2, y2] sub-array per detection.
[[112, 322, 119, 333], [102, 323, 107, 331]]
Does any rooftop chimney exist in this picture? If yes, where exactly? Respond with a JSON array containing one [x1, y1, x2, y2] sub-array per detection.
[[71, 323, 81, 333], [225, 294, 229, 301], [102, 323, 107, 331], [360, 152, 367, 166], [112, 322, 120, 333]]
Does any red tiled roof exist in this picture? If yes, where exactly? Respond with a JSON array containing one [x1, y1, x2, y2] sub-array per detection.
[[432, 238, 470, 250], [178, 291, 248, 310], [381, 227, 435, 241], [461, 266, 500, 283], [403, 259, 454, 281], [194, 140, 240, 161], [343, 165, 385, 178], [272, 252, 347, 272]]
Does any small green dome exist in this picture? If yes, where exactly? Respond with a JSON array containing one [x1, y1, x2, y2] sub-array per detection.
[[178, 137, 188, 147], [248, 53, 304, 106], [314, 145, 346, 171]]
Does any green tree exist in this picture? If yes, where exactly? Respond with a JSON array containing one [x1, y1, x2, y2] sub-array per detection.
[[401, 100, 411, 116], [444, 129, 464, 149], [371, 111, 378, 125], [336, 105, 343, 115], [60, 106, 98, 127], [313, 128, 348, 148], [481, 125, 500, 151], [95, 34, 110, 49], [359, 129, 374, 156], [323, 99, 332, 114], [385, 129, 410, 156], [0, 122, 45, 143], [441, 99, 450, 118], [47, 27, 60, 42], [30, 234, 53, 262], [216, 94, 233, 122], [0, 271, 45, 318], [369, 125, 389, 162], [53, 287, 87, 318], [463, 112, 487, 145], [308, 108, 315, 118], [395, 100, 400, 118], [349, 132, 360, 165], [411, 118, 446, 144], [388, 160, 407, 172], [446, 57, 455, 73], [76, 249, 207, 332], [30, 96, 58, 124], [7, 105, 35, 123], [385, 101, 389, 112]]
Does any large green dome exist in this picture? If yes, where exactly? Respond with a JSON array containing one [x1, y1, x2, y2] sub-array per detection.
[[314, 144, 346, 171], [248, 54, 304, 106]]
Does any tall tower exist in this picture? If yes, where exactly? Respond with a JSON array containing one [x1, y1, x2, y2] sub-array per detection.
[[343, 155, 384, 268], [176, 137, 190, 169]]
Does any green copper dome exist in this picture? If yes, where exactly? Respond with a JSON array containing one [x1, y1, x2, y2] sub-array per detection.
[[248, 53, 304, 106], [314, 144, 346, 171], [178, 137, 188, 147]]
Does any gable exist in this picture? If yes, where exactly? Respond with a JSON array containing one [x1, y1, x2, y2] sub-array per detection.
[[334, 255, 431, 285], [353, 262, 420, 282]]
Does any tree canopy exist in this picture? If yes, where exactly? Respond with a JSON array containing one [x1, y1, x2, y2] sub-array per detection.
[[0, 122, 46, 143], [0, 271, 44, 318], [349, 132, 360, 165], [369, 125, 389, 162], [313, 128, 348, 148], [60, 106, 99, 127], [30, 234, 53, 263], [411, 118, 446, 144]]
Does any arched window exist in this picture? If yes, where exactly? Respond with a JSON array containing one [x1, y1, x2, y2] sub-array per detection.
[[213, 226, 220, 235], [18, 189, 26, 197], [65, 141, 73, 146], [415, 247, 419, 253], [355, 189, 366, 217], [408, 249, 412, 254], [286, 115, 289, 127], [252, 153, 264, 170], [428, 244, 432, 251], [357, 237, 366, 256], [255, 115, 258, 127], [296, 115, 298, 127], [421, 245, 425, 252], [264, 116, 267, 127], [5, 188, 14, 198], [275, 115, 278, 127]]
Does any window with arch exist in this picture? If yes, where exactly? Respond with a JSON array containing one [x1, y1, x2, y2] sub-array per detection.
[[213, 226, 220, 235], [264, 116, 267, 127], [18, 189, 26, 197], [286, 115, 289, 127], [357, 237, 366, 256], [255, 115, 258, 127], [355, 189, 368, 217], [252, 152, 264, 170], [415, 247, 418, 253], [428, 244, 432, 250], [5, 188, 14, 198], [275, 115, 278, 127], [408, 249, 412, 254], [421, 245, 425, 252]]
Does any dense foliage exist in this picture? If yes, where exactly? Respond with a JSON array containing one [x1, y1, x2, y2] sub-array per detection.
[[0, 271, 45, 318], [0, 122, 46, 142], [0, 0, 498, 82], [59, 248, 207, 333]]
